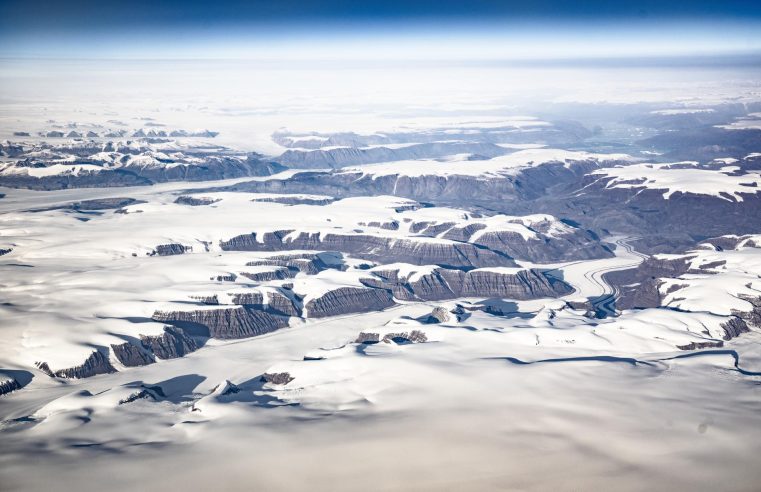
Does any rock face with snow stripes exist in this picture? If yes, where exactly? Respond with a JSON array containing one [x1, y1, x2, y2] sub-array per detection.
[[364, 267, 571, 302], [36, 350, 116, 379], [220, 230, 513, 268], [0, 377, 21, 396], [152, 306, 289, 339], [304, 287, 396, 318]]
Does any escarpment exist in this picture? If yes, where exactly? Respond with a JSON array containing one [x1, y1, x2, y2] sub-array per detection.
[[0, 378, 21, 396], [304, 287, 396, 318], [220, 230, 513, 268], [111, 342, 155, 367], [365, 267, 571, 302], [141, 326, 200, 359], [36, 350, 116, 379], [605, 256, 696, 310], [152, 306, 289, 339], [151, 243, 192, 256]]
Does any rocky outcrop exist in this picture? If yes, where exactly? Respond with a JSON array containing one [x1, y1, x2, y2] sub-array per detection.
[[471, 229, 613, 262], [720, 316, 750, 341], [261, 372, 294, 385], [304, 287, 395, 318], [426, 306, 451, 323], [230, 289, 302, 317], [230, 291, 264, 305], [213, 273, 238, 282], [266, 291, 302, 317], [36, 350, 116, 379], [367, 267, 571, 302], [246, 252, 341, 276], [141, 326, 200, 359], [251, 196, 336, 206], [152, 243, 191, 256], [73, 197, 145, 210], [111, 342, 155, 367], [382, 330, 428, 344], [240, 268, 295, 282], [605, 256, 695, 310], [174, 195, 221, 206], [0, 248, 11, 256], [0, 140, 286, 190], [0, 378, 21, 396], [677, 340, 725, 351], [732, 294, 761, 329], [118, 388, 158, 405], [152, 306, 289, 339], [221, 230, 513, 269], [355, 332, 380, 344]]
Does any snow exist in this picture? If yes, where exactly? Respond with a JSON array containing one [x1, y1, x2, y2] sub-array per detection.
[[650, 108, 715, 115], [342, 148, 632, 178], [591, 162, 761, 201], [716, 113, 761, 130]]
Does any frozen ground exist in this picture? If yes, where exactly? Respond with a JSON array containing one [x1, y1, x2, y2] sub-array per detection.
[[1, 60, 761, 491]]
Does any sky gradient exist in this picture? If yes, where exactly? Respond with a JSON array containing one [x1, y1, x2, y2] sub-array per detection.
[[1, 0, 760, 59]]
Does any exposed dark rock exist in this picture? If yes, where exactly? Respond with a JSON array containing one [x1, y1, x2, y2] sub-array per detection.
[[266, 291, 302, 317], [140, 326, 200, 359], [152, 243, 191, 256], [213, 273, 238, 282], [369, 267, 570, 302], [152, 306, 288, 340], [606, 256, 695, 310], [0, 378, 21, 396], [191, 294, 219, 305], [111, 342, 155, 367], [174, 195, 221, 206], [732, 294, 761, 329], [240, 267, 295, 282], [382, 330, 428, 344], [73, 197, 145, 210], [0, 248, 12, 256], [427, 306, 451, 323], [221, 230, 513, 269], [304, 287, 395, 318], [720, 316, 750, 341], [118, 389, 157, 405], [260, 372, 294, 385], [211, 380, 240, 395], [36, 350, 116, 379], [250, 196, 336, 206], [230, 291, 264, 305], [677, 340, 725, 351], [245, 252, 339, 276], [355, 332, 380, 344]]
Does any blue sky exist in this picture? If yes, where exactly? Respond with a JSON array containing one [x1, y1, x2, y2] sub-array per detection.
[[2, 0, 760, 59]]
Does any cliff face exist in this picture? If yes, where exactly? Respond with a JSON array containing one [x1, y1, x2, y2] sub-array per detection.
[[152, 243, 192, 256], [304, 287, 396, 318], [220, 230, 513, 269], [277, 142, 511, 169], [36, 350, 116, 379], [111, 342, 155, 367], [230, 289, 302, 317], [141, 326, 200, 359], [605, 256, 695, 310], [152, 306, 289, 339], [366, 267, 570, 302], [0, 378, 21, 396]]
